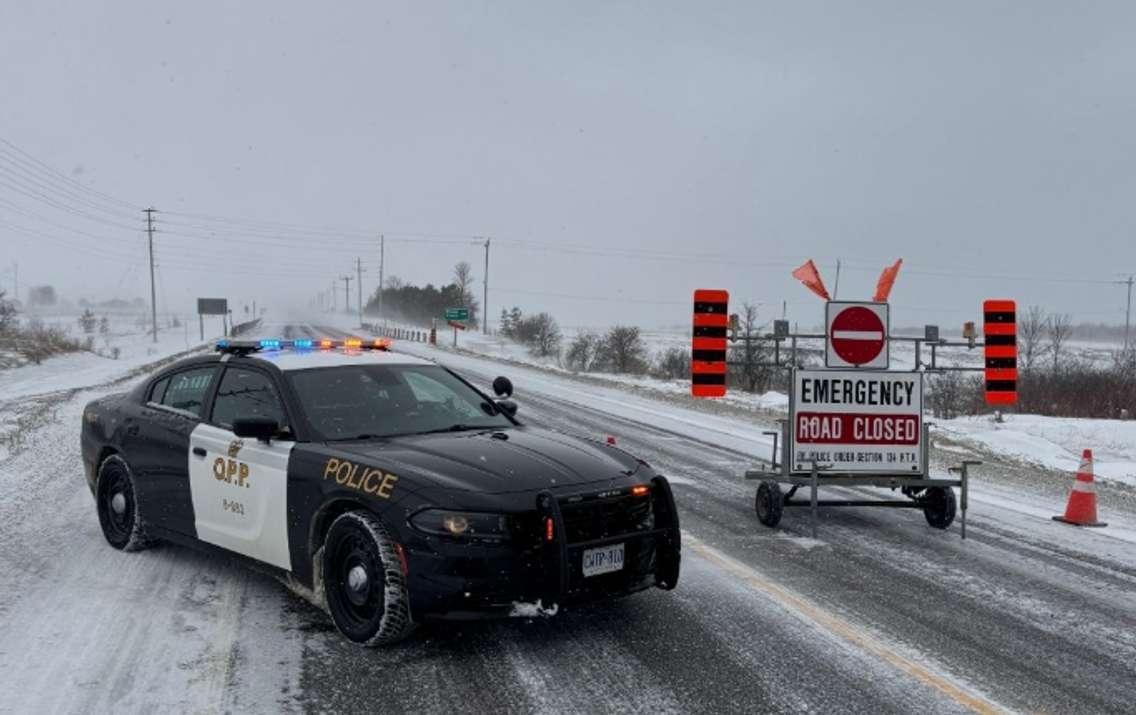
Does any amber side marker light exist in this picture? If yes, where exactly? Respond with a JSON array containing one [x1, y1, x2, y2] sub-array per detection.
[[631, 485, 650, 497]]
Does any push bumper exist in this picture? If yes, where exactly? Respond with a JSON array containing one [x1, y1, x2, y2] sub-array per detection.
[[406, 475, 682, 620]]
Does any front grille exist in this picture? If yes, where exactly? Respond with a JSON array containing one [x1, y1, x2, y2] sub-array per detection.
[[558, 491, 653, 543]]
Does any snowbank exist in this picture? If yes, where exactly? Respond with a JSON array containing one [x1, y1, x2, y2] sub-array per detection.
[[937, 413, 1136, 488]]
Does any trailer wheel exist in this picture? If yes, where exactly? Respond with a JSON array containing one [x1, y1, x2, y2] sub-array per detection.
[[922, 487, 957, 529], [755, 480, 783, 528]]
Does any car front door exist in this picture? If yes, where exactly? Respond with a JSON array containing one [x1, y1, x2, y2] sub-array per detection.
[[123, 365, 218, 536], [187, 365, 294, 570]]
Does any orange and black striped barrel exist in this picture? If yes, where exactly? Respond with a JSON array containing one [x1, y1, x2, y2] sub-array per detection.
[[983, 299, 1017, 405], [692, 289, 729, 397]]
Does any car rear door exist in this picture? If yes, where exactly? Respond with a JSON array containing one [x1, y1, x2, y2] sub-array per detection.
[[123, 365, 219, 536], [188, 365, 294, 570]]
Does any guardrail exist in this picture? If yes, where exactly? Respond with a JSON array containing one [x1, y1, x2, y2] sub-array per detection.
[[230, 318, 262, 337], [361, 322, 432, 343]]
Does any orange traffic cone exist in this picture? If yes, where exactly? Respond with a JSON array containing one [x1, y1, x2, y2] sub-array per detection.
[[1052, 449, 1107, 527]]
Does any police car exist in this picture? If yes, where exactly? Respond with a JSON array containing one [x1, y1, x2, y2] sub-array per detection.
[[81, 337, 681, 645]]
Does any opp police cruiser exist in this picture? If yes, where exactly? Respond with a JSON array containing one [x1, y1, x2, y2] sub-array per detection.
[[81, 337, 681, 645]]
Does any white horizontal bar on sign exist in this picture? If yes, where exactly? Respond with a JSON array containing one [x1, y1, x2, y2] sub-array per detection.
[[831, 330, 884, 341]]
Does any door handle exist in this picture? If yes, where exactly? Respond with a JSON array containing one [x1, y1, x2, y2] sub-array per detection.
[[192, 447, 207, 458], [127, 425, 140, 436]]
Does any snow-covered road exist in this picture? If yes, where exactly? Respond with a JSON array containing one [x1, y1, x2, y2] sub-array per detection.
[[1, 325, 1134, 713]]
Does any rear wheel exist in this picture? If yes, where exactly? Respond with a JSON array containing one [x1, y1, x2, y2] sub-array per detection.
[[755, 480, 783, 528], [95, 455, 151, 551], [322, 511, 414, 646], [922, 487, 957, 529]]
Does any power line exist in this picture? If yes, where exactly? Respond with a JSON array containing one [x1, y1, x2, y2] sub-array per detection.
[[0, 136, 138, 210]]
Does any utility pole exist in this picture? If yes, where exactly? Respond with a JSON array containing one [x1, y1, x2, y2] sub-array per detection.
[[341, 275, 353, 313], [482, 237, 490, 334], [331, 281, 337, 311], [833, 259, 842, 300], [1120, 274, 1134, 352], [144, 208, 157, 343], [356, 257, 365, 328], [9, 261, 16, 302], [378, 234, 384, 323]]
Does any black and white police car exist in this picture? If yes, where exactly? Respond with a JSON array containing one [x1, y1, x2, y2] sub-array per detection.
[[81, 337, 681, 645]]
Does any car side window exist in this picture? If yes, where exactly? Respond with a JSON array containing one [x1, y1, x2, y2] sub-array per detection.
[[211, 367, 288, 430], [148, 376, 170, 405], [159, 367, 217, 417]]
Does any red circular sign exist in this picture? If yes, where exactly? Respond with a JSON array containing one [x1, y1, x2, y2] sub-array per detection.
[[830, 306, 885, 365]]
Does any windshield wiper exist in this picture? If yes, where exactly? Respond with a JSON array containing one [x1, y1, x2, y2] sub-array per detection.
[[333, 433, 385, 441], [414, 424, 490, 436]]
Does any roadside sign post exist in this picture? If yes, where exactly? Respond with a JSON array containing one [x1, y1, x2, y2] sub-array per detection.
[[196, 298, 228, 341], [447, 319, 466, 347]]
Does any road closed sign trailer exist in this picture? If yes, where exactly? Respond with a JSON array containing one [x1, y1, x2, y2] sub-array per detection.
[[791, 369, 923, 474]]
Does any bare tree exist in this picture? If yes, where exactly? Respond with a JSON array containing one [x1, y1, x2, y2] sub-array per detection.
[[596, 326, 648, 373], [529, 313, 562, 357], [452, 261, 480, 326], [1047, 313, 1073, 371], [728, 302, 772, 392], [0, 290, 16, 334], [565, 331, 600, 372], [1018, 305, 1049, 373]]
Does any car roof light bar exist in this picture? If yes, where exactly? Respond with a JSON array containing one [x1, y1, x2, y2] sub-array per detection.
[[214, 337, 392, 355]]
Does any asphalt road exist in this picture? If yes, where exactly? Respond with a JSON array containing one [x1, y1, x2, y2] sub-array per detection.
[[1, 326, 1133, 714]]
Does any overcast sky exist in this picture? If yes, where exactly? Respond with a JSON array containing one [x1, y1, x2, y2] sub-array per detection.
[[2, 1, 1134, 331]]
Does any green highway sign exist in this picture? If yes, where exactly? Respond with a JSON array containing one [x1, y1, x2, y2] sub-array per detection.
[[445, 308, 469, 321]]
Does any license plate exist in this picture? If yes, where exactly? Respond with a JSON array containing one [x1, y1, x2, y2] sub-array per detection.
[[582, 542, 624, 577]]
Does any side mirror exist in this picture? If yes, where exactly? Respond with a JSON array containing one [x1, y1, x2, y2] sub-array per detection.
[[492, 376, 514, 398], [232, 416, 279, 442], [495, 399, 518, 417]]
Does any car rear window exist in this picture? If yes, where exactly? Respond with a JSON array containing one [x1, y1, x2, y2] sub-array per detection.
[[159, 367, 216, 417]]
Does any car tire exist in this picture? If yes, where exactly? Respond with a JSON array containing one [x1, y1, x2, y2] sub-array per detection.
[[922, 487, 957, 530], [322, 510, 414, 646], [755, 480, 783, 528], [96, 454, 152, 551]]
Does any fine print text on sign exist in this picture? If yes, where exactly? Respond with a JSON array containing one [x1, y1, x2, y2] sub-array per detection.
[[791, 368, 923, 474]]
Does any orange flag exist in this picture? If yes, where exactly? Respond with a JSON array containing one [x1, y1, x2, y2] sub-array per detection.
[[791, 259, 831, 301], [873, 258, 903, 303]]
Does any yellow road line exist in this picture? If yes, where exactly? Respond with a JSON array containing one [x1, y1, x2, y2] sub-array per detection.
[[683, 532, 1005, 715]]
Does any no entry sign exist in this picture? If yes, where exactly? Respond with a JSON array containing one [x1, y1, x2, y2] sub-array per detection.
[[825, 301, 889, 369], [791, 368, 923, 474]]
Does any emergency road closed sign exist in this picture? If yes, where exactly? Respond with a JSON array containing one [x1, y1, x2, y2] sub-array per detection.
[[791, 368, 923, 474]]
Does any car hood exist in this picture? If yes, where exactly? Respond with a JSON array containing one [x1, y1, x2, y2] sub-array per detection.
[[330, 426, 647, 495]]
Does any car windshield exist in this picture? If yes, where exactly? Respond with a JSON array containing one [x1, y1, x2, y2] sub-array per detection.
[[286, 364, 512, 440]]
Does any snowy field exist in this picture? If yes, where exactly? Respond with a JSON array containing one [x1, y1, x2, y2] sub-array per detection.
[[937, 413, 1136, 488]]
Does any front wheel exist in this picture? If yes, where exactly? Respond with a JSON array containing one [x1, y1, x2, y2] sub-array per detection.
[[95, 455, 152, 551], [322, 511, 414, 646]]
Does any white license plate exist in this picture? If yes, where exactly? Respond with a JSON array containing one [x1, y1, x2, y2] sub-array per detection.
[[582, 542, 624, 577]]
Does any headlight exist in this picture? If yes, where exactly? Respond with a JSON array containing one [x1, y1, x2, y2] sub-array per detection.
[[409, 509, 512, 541]]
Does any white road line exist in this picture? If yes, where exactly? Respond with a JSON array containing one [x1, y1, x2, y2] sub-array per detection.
[[682, 531, 1007, 715]]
